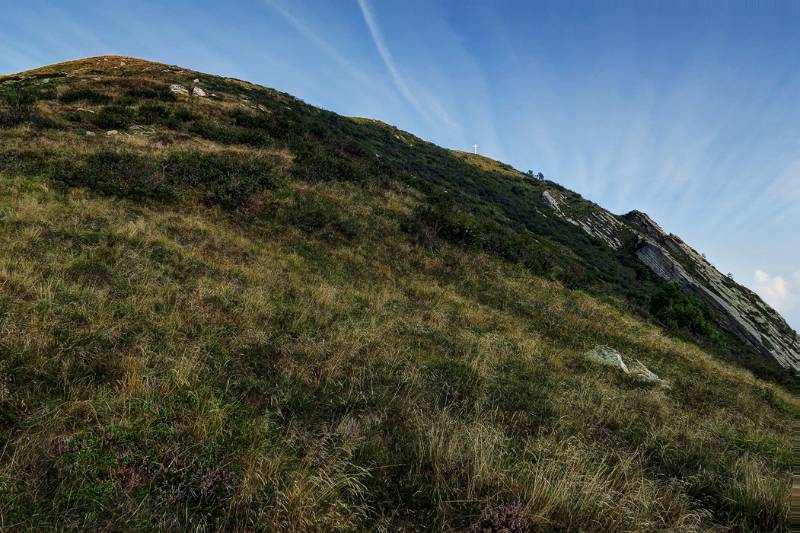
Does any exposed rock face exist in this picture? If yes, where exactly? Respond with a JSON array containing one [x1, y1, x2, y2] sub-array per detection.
[[540, 190, 625, 249], [540, 190, 563, 213], [624, 210, 800, 372], [542, 190, 800, 372]]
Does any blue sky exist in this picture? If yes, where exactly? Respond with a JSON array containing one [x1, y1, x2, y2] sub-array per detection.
[[2, 0, 799, 328]]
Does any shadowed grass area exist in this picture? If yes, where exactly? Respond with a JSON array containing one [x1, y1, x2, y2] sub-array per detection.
[[0, 56, 796, 531]]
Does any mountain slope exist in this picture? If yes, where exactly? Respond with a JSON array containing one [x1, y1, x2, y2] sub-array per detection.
[[0, 56, 796, 531]]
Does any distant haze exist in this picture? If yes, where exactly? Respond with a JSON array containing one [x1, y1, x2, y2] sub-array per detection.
[[2, 0, 798, 328]]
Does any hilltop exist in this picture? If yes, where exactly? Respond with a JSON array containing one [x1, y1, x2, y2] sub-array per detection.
[[0, 56, 796, 531]]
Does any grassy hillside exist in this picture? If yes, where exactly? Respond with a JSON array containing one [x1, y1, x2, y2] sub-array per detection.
[[0, 57, 796, 531]]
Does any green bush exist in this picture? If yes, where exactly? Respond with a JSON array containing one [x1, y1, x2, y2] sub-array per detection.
[[59, 88, 111, 104], [126, 85, 177, 102], [164, 151, 282, 208], [293, 150, 368, 182], [172, 107, 194, 122], [404, 194, 559, 279], [189, 119, 271, 147], [91, 105, 133, 130], [0, 86, 37, 126], [137, 102, 171, 124], [230, 109, 271, 129], [649, 283, 719, 338], [56, 150, 168, 198]]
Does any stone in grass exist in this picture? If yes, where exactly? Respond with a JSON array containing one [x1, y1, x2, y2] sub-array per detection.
[[170, 84, 189, 96], [585, 345, 628, 372], [192, 86, 207, 97], [585, 346, 668, 387], [628, 359, 669, 388]]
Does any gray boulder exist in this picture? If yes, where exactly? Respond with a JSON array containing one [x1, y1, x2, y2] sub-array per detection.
[[584, 346, 668, 387], [627, 360, 668, 387], [170, 84, 189, 96], [585, 345, 628, 372]]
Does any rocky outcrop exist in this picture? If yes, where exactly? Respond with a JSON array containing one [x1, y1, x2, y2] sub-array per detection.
[[623, 210, 800, 372], [541, 190, 800, 372], [540, 190, 625, 249]]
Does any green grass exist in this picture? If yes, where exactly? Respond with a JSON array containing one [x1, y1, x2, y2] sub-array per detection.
[[0, 56, 796, 531]]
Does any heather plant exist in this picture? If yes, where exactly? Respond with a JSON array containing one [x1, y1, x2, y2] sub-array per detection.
[[0, 86, 36, 126], [473, 502, 530, 533]]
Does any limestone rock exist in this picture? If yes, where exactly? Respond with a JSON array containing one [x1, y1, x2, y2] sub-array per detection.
[[192, 86, 207, 97], [540, 190, 625, 249], [585, 346, 668, 388], [585, 346, 628, 372], [170, 84, 189, 96], [541, 190, 562, 213], [628, 360, 668, 387], [105, 130, 118, 136]]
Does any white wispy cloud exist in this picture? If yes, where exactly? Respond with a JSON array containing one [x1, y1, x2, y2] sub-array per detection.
[[263, 0, 378, 92], [356, 0, 425, 117], [356, 0, 455, 128]]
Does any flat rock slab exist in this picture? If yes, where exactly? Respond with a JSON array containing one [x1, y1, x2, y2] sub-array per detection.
[[584, 345, 669, 387], [585, 345, 628, 372]]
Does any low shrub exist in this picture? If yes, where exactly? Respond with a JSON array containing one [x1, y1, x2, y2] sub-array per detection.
[[137, 102, 171, 124], [280, 191, 359, 239], [56, 149, 168, 198], [126, 85, 177, 102], [189, 119, 271, 147], [91, 105, 133, 130], [59, 88, 112, 104], [473, 502, 530, 533], [164, 151, 283, 208], [0, 86, 37, 127], [293, 150, 368, 182], [649, 283, 719, 338]]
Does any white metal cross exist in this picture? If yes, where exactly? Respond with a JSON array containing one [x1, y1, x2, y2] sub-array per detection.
[[473, 144, 479, 154]]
